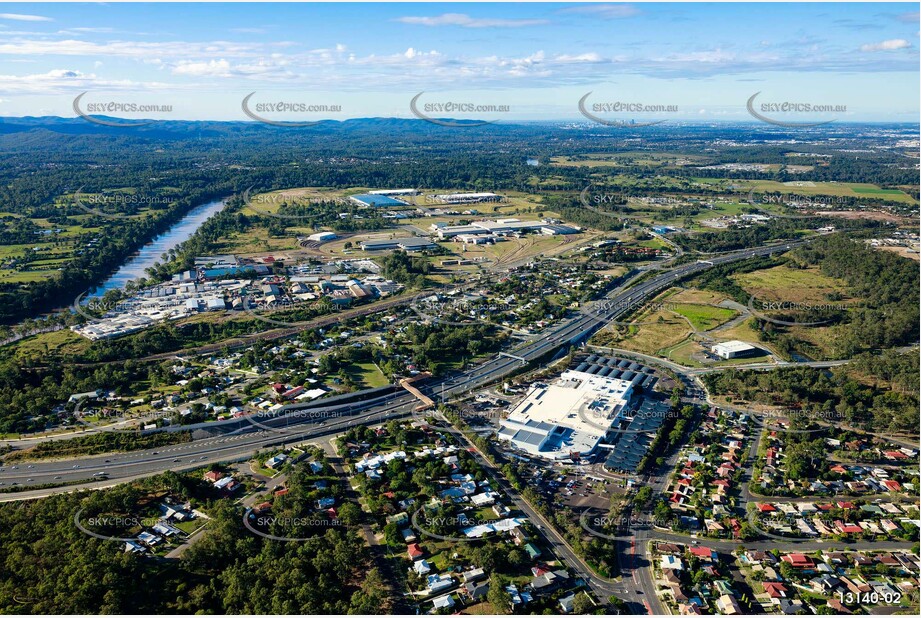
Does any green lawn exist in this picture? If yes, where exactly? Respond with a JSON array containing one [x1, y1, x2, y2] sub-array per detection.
[[671, 303, 737, 331], [173, 518, 208, 535], [346, 362, 390, 388]]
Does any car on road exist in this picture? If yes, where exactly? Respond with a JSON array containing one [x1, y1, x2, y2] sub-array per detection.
[[72, 465, 80, 469], [173, 458, 181, 462], [53, 476, 61, 480]]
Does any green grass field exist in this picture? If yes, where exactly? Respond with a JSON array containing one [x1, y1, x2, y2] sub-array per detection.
[[732, 265, 850, 303], [2, 329, 90, 362], [345, 362, 390, 388], [671, 303, 738, 331]]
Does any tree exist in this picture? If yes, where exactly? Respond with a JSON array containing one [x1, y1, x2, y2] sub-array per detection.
[[487, 575, 512, 614], [572, 591, 595, 614], [337, 502, 362, 527], [779, 560, 796, 581]]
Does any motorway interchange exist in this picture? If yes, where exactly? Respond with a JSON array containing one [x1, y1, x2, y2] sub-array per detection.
[[3, 237, 917, 615], [0, 240, 805, 495]]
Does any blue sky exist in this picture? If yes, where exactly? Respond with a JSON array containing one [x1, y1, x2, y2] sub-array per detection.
[[0, 2, 918, 122]]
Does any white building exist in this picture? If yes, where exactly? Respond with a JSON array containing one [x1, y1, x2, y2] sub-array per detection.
[[712, 340, 757, 359], [498, 369, 635, 460], [307, 231, 338, 242], [368, 188, 418, 196], [430, 192, 503, 204]]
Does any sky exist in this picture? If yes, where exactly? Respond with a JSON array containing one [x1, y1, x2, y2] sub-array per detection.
[[0, 2, 918, 123]]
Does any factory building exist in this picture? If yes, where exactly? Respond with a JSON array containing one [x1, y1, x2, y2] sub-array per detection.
[[349, 194, 410, 208], [435, 219, 579, 240], [359, 237, 437, 252], [498, 367, 636, 461], [712, 340, 758, 359], [430, 192, 503, 204]]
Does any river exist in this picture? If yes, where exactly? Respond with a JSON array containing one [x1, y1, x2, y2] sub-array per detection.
[[85, 199, 227, 299]]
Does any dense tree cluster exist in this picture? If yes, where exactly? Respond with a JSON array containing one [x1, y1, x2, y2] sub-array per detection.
[[0, 465, 382, 614], [702, 351, 919, 433]]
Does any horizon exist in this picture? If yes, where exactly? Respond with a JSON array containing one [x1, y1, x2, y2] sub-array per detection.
[[1, 114, 919, 127]]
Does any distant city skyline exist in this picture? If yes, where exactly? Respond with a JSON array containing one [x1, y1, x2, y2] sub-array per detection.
[[0, 2, 918, 122]]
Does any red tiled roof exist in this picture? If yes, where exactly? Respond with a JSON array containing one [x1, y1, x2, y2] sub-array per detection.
[[407, 543, 424, 558], [689, 546, 714, 558], [763, 582, 788, 598], [782, 553, 814, 568]]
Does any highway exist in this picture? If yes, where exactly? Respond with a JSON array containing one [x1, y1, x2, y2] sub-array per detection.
[[0, 240, 807, 494]]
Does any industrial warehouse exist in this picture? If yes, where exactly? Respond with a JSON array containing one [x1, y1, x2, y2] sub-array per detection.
[[433, 217, 579, 240], [497, 355, 669, 465]]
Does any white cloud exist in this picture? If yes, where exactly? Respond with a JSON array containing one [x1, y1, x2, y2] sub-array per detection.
[[560, 4, 640, 20], [554, 52, 604, 63], [659, 49, 737, 63], [404, 47, 439, 59], [171, 58, 297, 80], [0, 13, 52, 22], [395, 13, 548, 28], [0, 68, 169, 95], [0, 38, 264, 58], [172, 59, 233, 77], [67, 27, 115, 33], [860, 38, 911, 51]]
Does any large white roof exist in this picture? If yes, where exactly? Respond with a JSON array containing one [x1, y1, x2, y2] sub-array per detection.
[[500, 369, 634, 458]]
